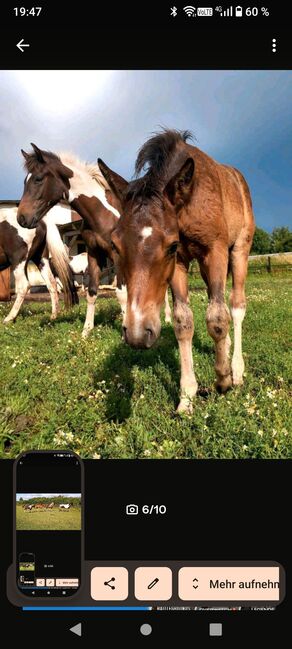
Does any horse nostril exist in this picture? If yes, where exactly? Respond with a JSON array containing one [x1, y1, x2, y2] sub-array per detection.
[[145, 327, 153, 341], [122, 326, 127, 341]]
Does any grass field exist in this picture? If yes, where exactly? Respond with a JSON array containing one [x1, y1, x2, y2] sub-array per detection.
[[16, 503, 81, 530], [0, 272, 291, 459]]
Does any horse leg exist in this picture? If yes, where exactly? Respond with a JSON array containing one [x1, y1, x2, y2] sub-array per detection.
[[3, 261, 29, 323], [229, 240, 251, 385], [170, 262, 198, 414], [38, 257, 60, 320], [82, 251, 101, 338], [203, 244, 232, 392], [115, 267, 127, 323], [164, 287, 172, 323]]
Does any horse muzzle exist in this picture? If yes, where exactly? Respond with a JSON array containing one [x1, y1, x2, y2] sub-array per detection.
[[17, 212, 39, 229], [122, 320, 161, 349]]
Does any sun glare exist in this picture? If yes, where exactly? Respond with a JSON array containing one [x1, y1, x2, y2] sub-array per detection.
[[13, 70, 112, 116]]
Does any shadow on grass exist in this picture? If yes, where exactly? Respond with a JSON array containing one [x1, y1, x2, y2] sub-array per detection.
[[192, 330, 213, 356], [39, 302, 121, 329], [93, 325, 181, 422], [94, 323, 215, 423]]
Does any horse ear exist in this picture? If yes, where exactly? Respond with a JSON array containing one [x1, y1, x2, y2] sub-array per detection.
[[21, 149, 30, 161], [30, 143, 46, 164], [98, 158, 128, 202], [164, 157, 195, 207]]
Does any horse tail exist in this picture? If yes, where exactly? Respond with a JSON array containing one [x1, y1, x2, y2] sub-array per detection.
[[45, 222, 79, 308]]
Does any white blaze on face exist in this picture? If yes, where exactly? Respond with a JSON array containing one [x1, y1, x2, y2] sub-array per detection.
[[130, 298, 144, 337], [141, 226, 153, 241]]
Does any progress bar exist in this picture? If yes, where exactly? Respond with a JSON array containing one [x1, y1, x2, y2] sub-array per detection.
[[23, 606, 151, 611]]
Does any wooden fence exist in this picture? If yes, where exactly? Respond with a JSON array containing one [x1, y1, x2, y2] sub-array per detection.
[[247, 252, 292, 273]]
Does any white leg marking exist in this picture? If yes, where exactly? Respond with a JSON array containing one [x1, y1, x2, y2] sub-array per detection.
[[164, 289, 172, 323], [39, 258, 60, 320], [231, 307, 246, 385], [82, 293, 97, 338], [3, 261, 28, 323], [116, 284, 127, 323], [177, 338, 198, 415], [174, 301, 197, 414]]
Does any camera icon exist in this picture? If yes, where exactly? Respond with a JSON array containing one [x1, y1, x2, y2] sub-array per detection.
[[126, 504, 139, 515]]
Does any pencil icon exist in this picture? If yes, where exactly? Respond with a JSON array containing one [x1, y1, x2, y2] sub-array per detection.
[[147, 578, 159, 589]]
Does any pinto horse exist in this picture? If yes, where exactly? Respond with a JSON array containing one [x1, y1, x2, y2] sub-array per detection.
[[98, 130, 255, 414], [17, 145, 121, 337], [0, 204, 77, 321], [17, 144, 171, 336]]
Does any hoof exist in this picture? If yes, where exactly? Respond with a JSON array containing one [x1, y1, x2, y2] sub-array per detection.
[[50, 314, 58, 321], [165, 315, 172, 324], [216, 374, 233, 393], [176, 397, 193, 416], [3, 316, 15, 324]]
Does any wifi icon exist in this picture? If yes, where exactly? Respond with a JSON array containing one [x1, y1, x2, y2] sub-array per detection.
[[183, 5, 196, 17]]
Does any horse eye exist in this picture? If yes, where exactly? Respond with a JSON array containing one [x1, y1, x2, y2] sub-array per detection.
[[168, 242, 179, 255], [34, 175, 43, 183], [111, 241, 119, 254]]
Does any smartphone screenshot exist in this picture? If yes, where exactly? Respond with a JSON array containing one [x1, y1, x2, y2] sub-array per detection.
[[0, 2, 291, 644], [15, 452, 82, 597]]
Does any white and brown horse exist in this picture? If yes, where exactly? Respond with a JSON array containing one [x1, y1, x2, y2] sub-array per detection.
[[98, 130, 255, 414], [17, 145, 171, 336], [0, 203, 78, 322]]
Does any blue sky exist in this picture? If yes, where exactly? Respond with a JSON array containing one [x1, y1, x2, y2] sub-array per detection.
[[0, 70, 291, 232]]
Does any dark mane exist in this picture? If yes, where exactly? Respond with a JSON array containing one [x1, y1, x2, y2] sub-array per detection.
[[135, 129, 193, 176], [126, 129, 193, 205], [23, 149, 61, 173]]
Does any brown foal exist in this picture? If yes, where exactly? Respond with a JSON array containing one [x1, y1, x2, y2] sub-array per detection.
[[98, 129, 255, 414]]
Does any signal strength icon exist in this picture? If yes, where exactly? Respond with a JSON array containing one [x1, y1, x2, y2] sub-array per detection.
[[221, 5, 233, 16], [183, 5, 196, 17]]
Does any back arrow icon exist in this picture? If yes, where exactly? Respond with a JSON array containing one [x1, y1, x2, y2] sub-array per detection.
[[17, 39, 30, 52]]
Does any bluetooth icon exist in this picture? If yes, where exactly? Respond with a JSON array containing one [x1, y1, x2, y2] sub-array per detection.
[[170, 6, 178, 17]]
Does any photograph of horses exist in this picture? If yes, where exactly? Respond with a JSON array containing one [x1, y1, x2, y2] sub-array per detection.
[[19, 562, 34, 571], [16, 494, 81, 530], [0, 70, 291, 459]]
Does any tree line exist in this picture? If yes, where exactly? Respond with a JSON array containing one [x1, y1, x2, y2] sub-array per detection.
[[18, 496, 81, 506], [251, 227, 292, 255]]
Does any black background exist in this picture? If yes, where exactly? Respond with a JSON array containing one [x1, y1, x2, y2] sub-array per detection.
[[0, 1, 290, 69], [2, 459, 291, 642]]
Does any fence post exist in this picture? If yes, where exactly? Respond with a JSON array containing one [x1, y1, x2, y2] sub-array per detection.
[[267, 256, 271, 273]]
